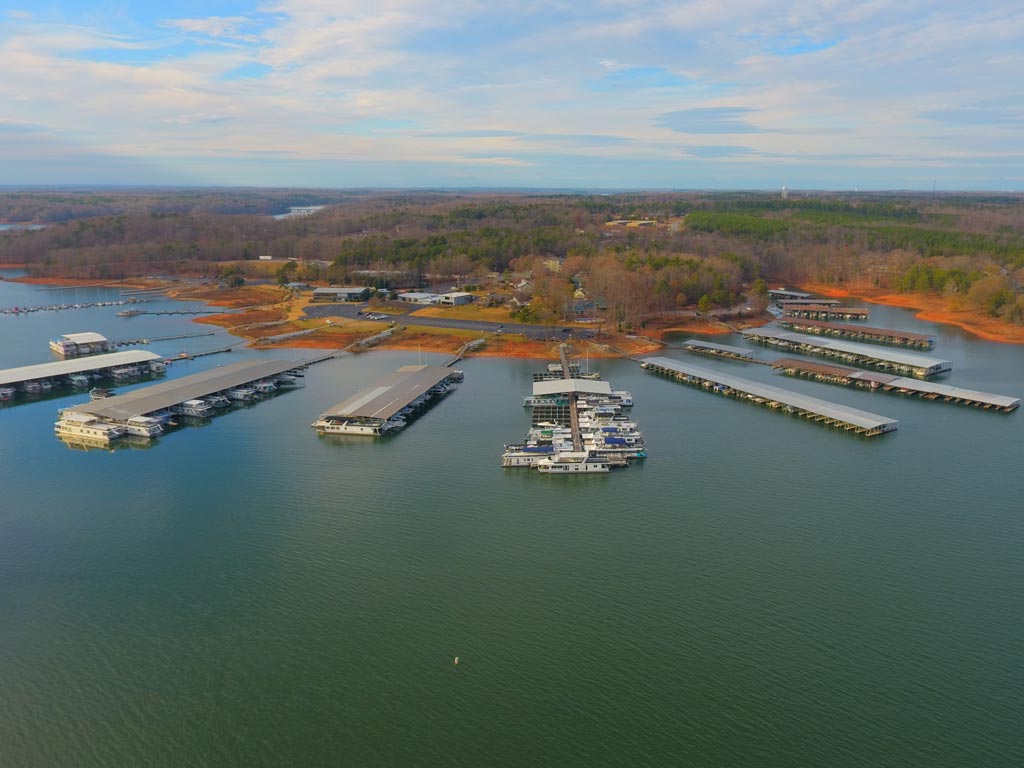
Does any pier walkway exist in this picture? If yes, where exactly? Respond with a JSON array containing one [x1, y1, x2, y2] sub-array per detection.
[[641, 356, 898, 437], [777, 318, 935, 348], [770, 358, 1019, 412], [741, 327, 952, 378]]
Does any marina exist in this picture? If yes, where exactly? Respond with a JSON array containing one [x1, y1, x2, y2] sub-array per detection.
[[312, 364, 462, 436], [770, 358, 1019, 412], [55, 359, 305, 446], [741, 327, 952, 378], [641, 356, 899, 437], [777, 318, 936, 348], [781, 303, 870, 321], [767, 288, 812, 301], [502, 350, 645, 472], [774, 297, 841, 307]]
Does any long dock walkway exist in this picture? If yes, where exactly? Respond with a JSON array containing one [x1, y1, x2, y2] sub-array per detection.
[[741, 327, 952, 378], [770, 358, 1019, 412], [777, 318, 935, 349], [641, 356, 898, 437]]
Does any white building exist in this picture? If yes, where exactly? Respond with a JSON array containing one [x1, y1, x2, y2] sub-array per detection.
[[440, 292, 475, 306], [398, 292, 443, 305]]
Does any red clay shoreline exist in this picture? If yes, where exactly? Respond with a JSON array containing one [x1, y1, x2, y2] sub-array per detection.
[[800, 282, 1024, 345]]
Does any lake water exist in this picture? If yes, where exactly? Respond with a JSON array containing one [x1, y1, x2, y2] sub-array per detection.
[[1, 270, 1023, 767]]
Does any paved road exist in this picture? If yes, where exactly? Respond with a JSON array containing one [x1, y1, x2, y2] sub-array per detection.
[[302, 303, 598, 341]]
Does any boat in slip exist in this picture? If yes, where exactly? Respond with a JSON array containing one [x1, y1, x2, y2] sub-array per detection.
[[172, 399, 214, 418], [225, 387, 256, 402], [0, 386, 17, 401], [68, 373, 92, 388], [54, 412, 126, 445], [311, 417, 387, 435], [203, 394, 231, 408], [536, 451, 611, 474], [124, 416, 163, 438], [501, 444, 556, 467]]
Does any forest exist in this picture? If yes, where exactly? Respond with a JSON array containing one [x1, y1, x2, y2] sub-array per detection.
[[2, 188, 1024, 325]]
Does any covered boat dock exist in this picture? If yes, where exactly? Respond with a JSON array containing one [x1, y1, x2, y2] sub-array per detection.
[[313, 364, 461, 435], [770, 358, 1019, 412], [777, 318, 935, 348], [741, 328, 952, 378], [781, 303, 869, 321], [63, 359, 303, 422], [679, 339, 757, 362], [641, 356, 898, 437], [1, 350, 163, 392]]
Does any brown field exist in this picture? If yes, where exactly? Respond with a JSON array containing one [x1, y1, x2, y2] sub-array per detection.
[[410, 304, 514, 322]]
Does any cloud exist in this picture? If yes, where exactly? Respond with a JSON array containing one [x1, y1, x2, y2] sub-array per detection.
[[160, 16, 257, 39], [656, 108, 764, 134]]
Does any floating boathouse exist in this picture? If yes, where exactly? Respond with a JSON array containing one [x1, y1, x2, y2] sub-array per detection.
[[1, 350, 164, 395], [770, 358, 1019, 412], [641, 356, 898, 437], [741, 328, 952, 378]]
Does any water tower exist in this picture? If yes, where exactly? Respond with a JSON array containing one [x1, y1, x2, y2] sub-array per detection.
[[781, 186, 789, 200]]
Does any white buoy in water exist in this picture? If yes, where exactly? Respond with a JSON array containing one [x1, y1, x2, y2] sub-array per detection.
[[453, 657, 459, 666]]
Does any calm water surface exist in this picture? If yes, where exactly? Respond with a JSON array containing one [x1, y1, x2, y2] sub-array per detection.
[[1, 271, 1022, 767]]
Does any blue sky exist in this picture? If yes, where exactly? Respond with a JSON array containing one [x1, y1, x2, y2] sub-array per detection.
[[0, 1, 1022, 190]]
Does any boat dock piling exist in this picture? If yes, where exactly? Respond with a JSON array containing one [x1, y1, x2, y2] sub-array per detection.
[[641, 356, 899, 437], [741, 327, 952, 378], [770, 358, 1019, 412], [777, 318, 935, 349]]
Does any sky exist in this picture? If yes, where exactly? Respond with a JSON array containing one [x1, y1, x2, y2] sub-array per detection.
[[0, 1, 1022, 190]]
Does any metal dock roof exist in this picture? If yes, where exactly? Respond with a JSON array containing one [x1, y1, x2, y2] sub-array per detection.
[[58, 332, 110, 344], [742, 328, 952, 373], [642, 356, 899, 432], [67, 360, 299, 420], [777, 298, 841, 306], [680, 339, 757, 358], [777, 318, 935, 345], [0, 351, 161, 386], [533, 379, 613, 396], [771, 358, 1019, 410], [321, 365, 454, 421]]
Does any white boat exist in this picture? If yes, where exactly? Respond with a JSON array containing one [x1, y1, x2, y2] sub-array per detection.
[[68, 373, 92, 388], [21, 380, 42, 394], [226, 387, 256, 402], [89, 387, 115, 400], [124, 415, 164, 437], [148, 360, 167, 375], [55, 412, 125, 444], [311, 417, 388, 435], [39, 379, 53, 391], [500, 445, 556, 467], [172, 399, 213, 417], [253, 379, 277, 394], [204, 394, 231, 408], [536, 451, 610, 474], [0, 386, 16, 401], [109, 365, 142, 380]]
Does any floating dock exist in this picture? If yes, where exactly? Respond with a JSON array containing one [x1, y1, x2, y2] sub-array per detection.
[[777, 318, 935, 349], [770, 358, 1019, 412], [1, 350, 163, 394], [741, 328, 952, 378], [781, 303, 869, 321], [61, 359, 302, 423], [641, 356, 898, 437], [679, 339, 758, 362], [312, 364, 461, 436]]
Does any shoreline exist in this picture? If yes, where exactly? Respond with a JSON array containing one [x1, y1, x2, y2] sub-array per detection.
[[800, 282, 1024, 345]]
